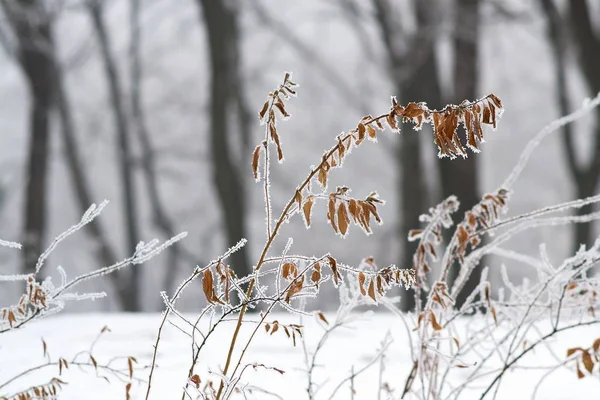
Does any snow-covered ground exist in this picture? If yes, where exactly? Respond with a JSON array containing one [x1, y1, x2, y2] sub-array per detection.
[[1, 312, 599, 399]]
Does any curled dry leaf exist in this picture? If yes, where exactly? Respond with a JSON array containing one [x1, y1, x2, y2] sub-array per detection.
[[252, 145, 261, 181], [190, 374, 201, 389], [337, 202, 350, 236], [311, 263, 322, 288], [302, 197, 314, 227], [581, 351, 594, 373], [367, 279, 377, 302], [317, 311, 329, 325], [285, 275, 305, 303], [358, 272, 367, 296]]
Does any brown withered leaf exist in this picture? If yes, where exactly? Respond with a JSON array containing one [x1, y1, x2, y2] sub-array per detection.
[[7, 310, 15, 327], [282, 262, 297, 280], [567, 348, 584, 357], [327, 256, 342, 286], [285, 275, 305, 303], [252, 145, 261, 181], [128, 357, 137, 379], [90, 355, 98, 370], [318, 165, 328, 188], [430, 313, 442, 331], [577, 364, 585, 379], [190, 374, 201, 389], [358, 272, 367, 296], [367, 279, 377, 302], [126, 382, 132, 400], [317, 312, 329, 325], [348, 199, 359, 222], [265, 323, 270, 333], [295, 190, 303, 211], [274, 100, 289, 118], [490, 307, 498, 326], [338, 202, 350, 236], [357, 123, 366, 145], [259, 100, 269, 120], [269, 122, 284, 161], [311, 268, 321, 288], [202, 269, 215, 304], [42, 338, 47, 357], [328, 197, 338, 233], [386, 113, 398, 131], [303, 197, 314, 227], [581, 351, 594, 373], [367, 124, 377, 140], [338, 137, 346, 161], [453, 337, 460, 349], [408, 229, 423, 241], [593, 338, 600, 354], [271, 321, 279, 335]]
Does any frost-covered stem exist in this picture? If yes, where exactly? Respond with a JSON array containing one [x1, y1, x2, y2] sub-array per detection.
[[0, 360, 135, 392], [145, 239, 245, 400], [227, 258, 325, 390], [478, 320, 600, 399], [306, 318, 347, 399], [503, 92, 600, 189], [470, 193, 600, 240], [145, 266, 205, 399], [327, 340, 391, 400], [452, 210, 600, 298], [264, 140, 272, 238], [215, 113, 389, 399]]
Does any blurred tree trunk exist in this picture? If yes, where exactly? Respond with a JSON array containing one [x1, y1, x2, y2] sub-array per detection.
[[88, 0, 141, 311], [372, 0, 441, 312], [195, 0, 251, 281], [444, 0, 483, 308], [539, 0, 600, 256], [128, 0, 183, 300], [566, 1, 600, 254], [1, 1, 54, 274], [54, 59, 135, 309]]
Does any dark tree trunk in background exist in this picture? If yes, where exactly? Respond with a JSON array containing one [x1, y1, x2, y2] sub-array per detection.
[[89, 1, 141, 311], [1, 1, 54, 274], [566, 0, 600, 255], [443, 0, 483, 308], [373, 0, 442, 312], [540, 0, 600, 257], [128, 0, 185, 301], [196, 0, 251, 280], [54, 62, 134, 309]]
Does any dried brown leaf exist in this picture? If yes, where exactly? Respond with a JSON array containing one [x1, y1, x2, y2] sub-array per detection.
[[303, 197, 314, 227], [338, 202, 349, 236], [367, 279, 376, 302], [317, 312, 329, 325], [358, 272, 366, 296]]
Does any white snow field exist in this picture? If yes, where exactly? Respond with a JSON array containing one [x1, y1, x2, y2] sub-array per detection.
[[1, 312, 599, 399]]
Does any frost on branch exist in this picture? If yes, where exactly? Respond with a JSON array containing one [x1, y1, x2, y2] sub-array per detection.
[[0, 202, 187, 332]]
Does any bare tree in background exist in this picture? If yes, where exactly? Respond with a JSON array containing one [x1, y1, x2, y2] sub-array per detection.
[[372, 0, 442, 312], [54, 56, 136, 310], [88, 0, 141, 311], [128, 0, 185, 299], [443, 0, 483, 308], [1, 1, 54, 274], [540, 0, 600, 256], [194, 0, 252, 280]]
